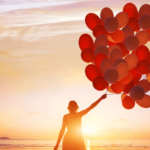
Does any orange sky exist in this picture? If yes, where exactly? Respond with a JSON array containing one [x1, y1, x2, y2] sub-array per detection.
[[0, 0, 150, 140]]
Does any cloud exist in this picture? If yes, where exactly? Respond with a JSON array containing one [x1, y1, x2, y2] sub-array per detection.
[[15, 65, 51, 71], [111, 118, 127, 122], [11, 49, 54, 56], [120, 118, 126, 121], [0, 20, 88, 42], [0, 0, 77, 13], [0, 1, 121, 27], [28, 111, 46, 116]]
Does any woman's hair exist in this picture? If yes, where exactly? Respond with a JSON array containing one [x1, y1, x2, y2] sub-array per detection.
[[67, 101, 79, 112]]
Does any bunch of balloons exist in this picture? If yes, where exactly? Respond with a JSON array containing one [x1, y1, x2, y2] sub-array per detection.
[[78, 3, 150, 109]]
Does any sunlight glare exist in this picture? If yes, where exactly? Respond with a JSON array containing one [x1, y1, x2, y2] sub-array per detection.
[[86, 139, 91, 150], [83, 126, 95, 134]]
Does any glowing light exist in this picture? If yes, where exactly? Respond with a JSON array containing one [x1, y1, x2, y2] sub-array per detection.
[[87, 139, 90, 146], [86, 139, 91, 150], [83, 126, 95, 134]]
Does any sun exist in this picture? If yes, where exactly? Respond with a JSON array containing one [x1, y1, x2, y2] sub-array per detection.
[[82, 126, 95, 134]]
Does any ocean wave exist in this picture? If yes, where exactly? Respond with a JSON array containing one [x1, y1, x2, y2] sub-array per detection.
[[0, 144, 150, 149], [1, 140, 150, 148]]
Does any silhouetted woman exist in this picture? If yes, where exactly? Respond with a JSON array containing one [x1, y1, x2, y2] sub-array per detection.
[[54, 94, 107, 150]]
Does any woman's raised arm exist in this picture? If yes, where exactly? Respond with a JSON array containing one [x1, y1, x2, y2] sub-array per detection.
[[78, 94, 107, 117]]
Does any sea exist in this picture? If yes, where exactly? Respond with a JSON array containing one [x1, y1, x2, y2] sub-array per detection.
[[0, 140, 150, 150]]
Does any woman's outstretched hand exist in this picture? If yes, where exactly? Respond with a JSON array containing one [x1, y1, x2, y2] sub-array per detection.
[[54, 145, 58, 150], [101, 94, 107, 100]]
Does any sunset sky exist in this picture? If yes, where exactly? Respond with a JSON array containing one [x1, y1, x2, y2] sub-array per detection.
[[0, 0, 150, 140]]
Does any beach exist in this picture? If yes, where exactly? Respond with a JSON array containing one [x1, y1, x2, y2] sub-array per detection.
[[1, 146, 150, 150], [1, 140, 150, 150]]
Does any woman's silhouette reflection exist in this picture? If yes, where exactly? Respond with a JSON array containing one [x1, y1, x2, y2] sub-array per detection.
[[54, 94, 107, 150]]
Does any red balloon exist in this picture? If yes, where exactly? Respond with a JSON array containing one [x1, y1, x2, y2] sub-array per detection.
[[100, 7, 114, 23], [93, 76, 108, 91], [115, 63, 129, 80], [111, 81, 125, 93], [104, 68, 119, 84], [124, 54, 138, 70], [139, 4, 150, 18], [129, 67, 142, 84], [139, 15, 150, 30], [131, 51, 137, 56], [129, 86, 145, 100], [136, 30, 149, 46], [107, 86, 115, 93], [136, 94, 150, 108], [94, 35, 108, 48], [136, 79, 150, 93], [81, 48, 94, 63], [94, 53, 108, 69], [108, 40, 117, 46], [122, 96, 135, 109], [123, 80, 134, 94], [93, 25, 108, 38], [146, 28, 150, 41], [122, 26, 134, 40], [85, 64, 102, 81], [147, 74, 150, 82], [121, 93, 128, 101], [85, 13, 102, 30], [131, 50, 138, 55], [113, 58, 127, 68], [123, 3, 138, 18], [136, 45, 150, 62], [132, 50, 136, 55], [117, 43, 129, 57], [104, 17, 119, 33], [108, 45, 121, 55], [115, 12, 129, 28], [107, 35, 115, 42], [120, 72, 133, 84], [136, 60, 150, 74], [111, 30, 125, 43], [79, 34, 94, 50], [126, 17, 140, 31], [101, 59, 113, 74], [94, 45, 109, 57], [125, 35, 139, 51], [110, 49, 123, 63]]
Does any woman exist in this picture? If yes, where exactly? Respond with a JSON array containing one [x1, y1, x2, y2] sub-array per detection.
[[54, 94, 107, 150]]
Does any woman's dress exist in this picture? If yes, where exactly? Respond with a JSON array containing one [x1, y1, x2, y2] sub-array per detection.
[[62, 113, 86, 150]]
